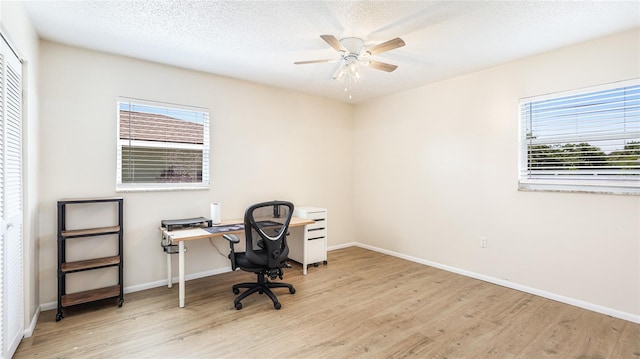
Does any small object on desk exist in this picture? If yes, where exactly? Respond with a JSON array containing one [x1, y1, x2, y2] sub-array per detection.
[[161, 217, 212, 231], [204, 224, 244, 234], [161, 217, 212, 254], [210, 203, 221, 224]]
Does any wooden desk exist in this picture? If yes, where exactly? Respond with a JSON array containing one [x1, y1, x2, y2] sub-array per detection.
[[161, 217, 314, 307]]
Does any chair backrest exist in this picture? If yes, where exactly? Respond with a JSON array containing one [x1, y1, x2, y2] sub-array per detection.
[[244, 201, 294, 269]]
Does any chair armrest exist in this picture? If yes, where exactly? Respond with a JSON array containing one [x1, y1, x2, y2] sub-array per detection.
[[223, 234, 240, 244], [223, 234, 239, 270]]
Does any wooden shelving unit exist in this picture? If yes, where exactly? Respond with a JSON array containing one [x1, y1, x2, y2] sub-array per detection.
[[56, 197, 124, 321]]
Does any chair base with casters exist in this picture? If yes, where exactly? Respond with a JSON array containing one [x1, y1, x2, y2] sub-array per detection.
[[231, 267, 295, 310]]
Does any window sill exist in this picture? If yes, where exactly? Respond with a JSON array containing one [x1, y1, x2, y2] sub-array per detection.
[[116, 184, 209, 192], [518, 181, 640, 196]]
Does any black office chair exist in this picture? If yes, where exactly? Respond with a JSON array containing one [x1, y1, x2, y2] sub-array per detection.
[[223, 200, 295, 310]]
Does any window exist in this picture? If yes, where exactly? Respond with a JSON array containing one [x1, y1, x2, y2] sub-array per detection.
[[518, 79, 640, 195], [117, 98, 210, 191]]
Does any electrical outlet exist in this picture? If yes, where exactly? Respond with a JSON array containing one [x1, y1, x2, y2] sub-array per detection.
[[480, 236, 487, 248]]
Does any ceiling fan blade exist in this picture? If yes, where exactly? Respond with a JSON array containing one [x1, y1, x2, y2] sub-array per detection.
[[368, 60, 398, 72], [320, 34, 347, 52], [294, 59, 338, 65], [366, 37, 405, 55]]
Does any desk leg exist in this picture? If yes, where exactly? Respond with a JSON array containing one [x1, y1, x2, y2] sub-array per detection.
[[303, 224, 308, 275], [179, 241, 185, 308], [167, 252, 172, 288]]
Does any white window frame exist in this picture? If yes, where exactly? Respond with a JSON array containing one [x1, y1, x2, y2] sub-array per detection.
[[518, 79, 640, 195], [116, 97, 210, 192]]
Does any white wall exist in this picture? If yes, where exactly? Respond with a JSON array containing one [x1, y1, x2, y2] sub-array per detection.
[[354, 28, 640, 321], [38, 41, 355, 304], [1, 1, 40, 334]]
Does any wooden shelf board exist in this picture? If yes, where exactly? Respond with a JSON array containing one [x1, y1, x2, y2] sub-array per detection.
[[61, 285, 121, 307], [61, 256, 120, 272], [61, 226, 120, 238]]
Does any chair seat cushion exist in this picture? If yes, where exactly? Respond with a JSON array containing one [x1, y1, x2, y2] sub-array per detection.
[[234, 252, 267, 273]]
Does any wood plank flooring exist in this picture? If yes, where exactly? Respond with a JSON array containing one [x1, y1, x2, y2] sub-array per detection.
[[15, 247, 640, 358]]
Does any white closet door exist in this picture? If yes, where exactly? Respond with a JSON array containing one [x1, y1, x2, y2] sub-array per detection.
[[0, 34, 24, 359]]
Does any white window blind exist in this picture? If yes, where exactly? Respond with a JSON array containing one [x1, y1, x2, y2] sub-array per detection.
[[519, 80, 640, 195], [116, 98, 210, 191]]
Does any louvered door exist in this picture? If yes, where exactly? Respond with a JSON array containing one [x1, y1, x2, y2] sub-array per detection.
[[0, 32, 24, 359]]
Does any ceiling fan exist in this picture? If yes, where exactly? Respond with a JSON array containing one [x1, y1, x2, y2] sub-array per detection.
[[294, 35, 405, 80]]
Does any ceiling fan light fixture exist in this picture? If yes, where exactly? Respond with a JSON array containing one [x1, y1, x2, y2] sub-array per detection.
[[347, 61, 358, 76], [333, 65, 347, 80]]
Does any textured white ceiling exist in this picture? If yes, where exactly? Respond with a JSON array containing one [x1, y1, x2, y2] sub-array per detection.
[[23, 1, 640, 103]]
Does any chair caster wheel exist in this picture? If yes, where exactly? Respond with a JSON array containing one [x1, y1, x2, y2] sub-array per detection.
[[233, 288, 239, 295], [235, 302, 242, 310], [118, 298, 124, 307], [289, 288, 296, 294], [274, 302, 281, 310], [55, 312, 63, 322]]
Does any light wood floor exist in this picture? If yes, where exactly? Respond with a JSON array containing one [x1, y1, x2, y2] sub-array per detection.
[[15, 247, 640, 358]]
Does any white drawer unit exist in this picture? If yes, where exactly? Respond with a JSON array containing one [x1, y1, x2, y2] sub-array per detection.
[[289, 207, 327, 275]]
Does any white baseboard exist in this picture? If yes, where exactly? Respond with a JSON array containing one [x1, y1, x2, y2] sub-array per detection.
[[345, 242, 640, 324], [23, 306, 40, 337], [327, 242, 358, 251]]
